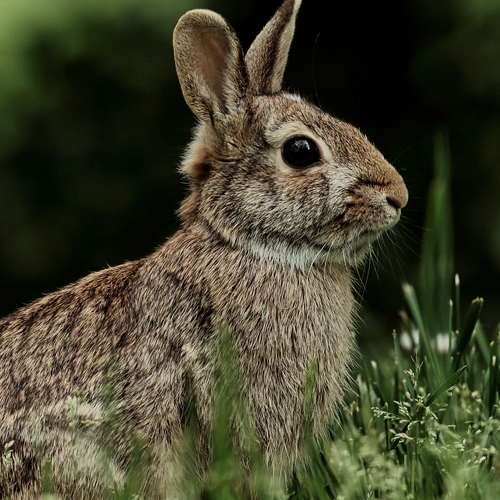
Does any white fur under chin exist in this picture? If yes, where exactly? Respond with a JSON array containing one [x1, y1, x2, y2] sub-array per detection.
[[241, 235, 372, 270]]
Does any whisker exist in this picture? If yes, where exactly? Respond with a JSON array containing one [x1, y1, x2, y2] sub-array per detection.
[[308, 243, 328, 273]]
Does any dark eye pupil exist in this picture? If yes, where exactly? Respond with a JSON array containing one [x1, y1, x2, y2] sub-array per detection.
[[282, 137, 320, 168]]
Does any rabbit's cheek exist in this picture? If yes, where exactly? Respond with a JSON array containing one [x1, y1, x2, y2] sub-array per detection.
[[284, 172, 330, 210]]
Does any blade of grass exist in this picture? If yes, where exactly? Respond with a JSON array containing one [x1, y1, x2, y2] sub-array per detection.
[[487, 339, 499, 417], [392, 330, 415, 399], [403, 283, 444, 386], [474, 322, 491, 365], [453, 298, 484, 371], [426, 365, 467, 407], [419, 131, 454, 338]]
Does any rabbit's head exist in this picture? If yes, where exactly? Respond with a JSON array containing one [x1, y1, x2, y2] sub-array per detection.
[[173, 0, 407, 268]]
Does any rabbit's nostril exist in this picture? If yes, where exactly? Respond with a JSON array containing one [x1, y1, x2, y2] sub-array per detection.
[[385, 183, 408, 211], [386, 194, 402, 211]]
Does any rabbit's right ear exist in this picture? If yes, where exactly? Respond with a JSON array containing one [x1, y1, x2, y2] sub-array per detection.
[[245, 0, 302, 94], [173, 10, 249, 124]]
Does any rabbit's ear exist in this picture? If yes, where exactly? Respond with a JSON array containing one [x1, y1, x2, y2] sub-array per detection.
[[173, 10, 249, 123], [245, 0, 302, 95]]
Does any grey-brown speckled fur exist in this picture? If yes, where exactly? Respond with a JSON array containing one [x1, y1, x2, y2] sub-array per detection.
[[0, 0, 408, 498]]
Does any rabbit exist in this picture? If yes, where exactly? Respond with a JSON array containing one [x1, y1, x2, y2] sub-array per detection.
[[0, 0, 408, 498]]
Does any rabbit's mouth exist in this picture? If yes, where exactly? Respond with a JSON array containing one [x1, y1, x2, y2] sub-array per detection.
[[345, 229, 384, 261], [354, 229, 382, 247]]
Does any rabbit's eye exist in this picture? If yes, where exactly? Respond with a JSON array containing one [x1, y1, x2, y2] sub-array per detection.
[[282, 137, 320, 168]]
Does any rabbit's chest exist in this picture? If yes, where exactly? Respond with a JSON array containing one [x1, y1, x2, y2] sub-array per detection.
[[211, 264, 354, 446], [215, 265, 354, 359]]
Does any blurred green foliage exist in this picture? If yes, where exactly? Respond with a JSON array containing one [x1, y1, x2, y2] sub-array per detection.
[[0, 0, 201, 150], [409, 0, 500, 337], [0, 0, 499, 343], [0, 0, 206, 312]]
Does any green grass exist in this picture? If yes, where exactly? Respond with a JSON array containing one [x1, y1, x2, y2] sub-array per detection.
[[4, 131, 498, 499]]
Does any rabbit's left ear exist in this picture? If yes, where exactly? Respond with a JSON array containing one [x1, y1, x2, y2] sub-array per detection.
[[245, 0, 302, 95], [173, 10, 249, 123]]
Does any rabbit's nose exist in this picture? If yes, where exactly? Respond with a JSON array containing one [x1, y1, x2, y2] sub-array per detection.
[[385, 180, 408, 211]]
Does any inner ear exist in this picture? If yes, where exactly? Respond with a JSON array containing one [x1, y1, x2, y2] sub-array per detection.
[[173, 10, 249, 123], [192, 28, 232, 112], [189, 160, 212, 182]]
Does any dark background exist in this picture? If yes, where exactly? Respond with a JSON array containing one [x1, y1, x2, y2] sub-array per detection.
[[1, 0, 499, 347]]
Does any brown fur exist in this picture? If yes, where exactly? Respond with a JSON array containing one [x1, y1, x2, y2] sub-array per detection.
[[0, 0, 408, 498]]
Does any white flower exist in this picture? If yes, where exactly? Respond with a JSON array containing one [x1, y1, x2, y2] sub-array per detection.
[[436, 333, 454, 354], [399, 327, 420, 351]]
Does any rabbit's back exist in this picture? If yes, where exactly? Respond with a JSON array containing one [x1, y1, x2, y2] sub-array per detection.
[[0, 261, 142, 415], [0, 235, 213, 498], [0, 241, 211, 426]]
